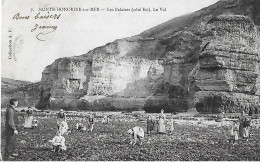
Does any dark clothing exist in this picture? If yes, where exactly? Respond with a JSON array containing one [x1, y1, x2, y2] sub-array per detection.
[[239, 115, 251, 138], [153, 120, 159, 132], [5, 129, 17, 157], [26, 110, 33, 117], [57, 112, 66, 119], [89, 117, 94, 124], [255, 108, 259, 114], [147, 119, 154, 132], [77, 124, 84, 130], [5, 105, 18, 132], [57, 112, 66, 130], [249, 108, 253, 116], [53, 145, 61, 152], [5, 105, 18, 156]]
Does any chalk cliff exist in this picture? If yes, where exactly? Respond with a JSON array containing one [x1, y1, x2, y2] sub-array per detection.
[[193, 15, 260, 113], [34, 0, 260, 112]]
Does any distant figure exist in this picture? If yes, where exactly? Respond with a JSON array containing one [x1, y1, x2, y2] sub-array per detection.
[[147, 115, 154, 134], [57, 109, 67, 130], [255, 107, 259, 115], [169, 116, 174, 134], [228, 120, 239, 144], [158, 109, 166, 134], [31, 117, 38, 129], [76, 122, 84, 131], [128, 126, 144, 146], [153, 119, 159, 132], [233, 121, 239, 142], [59, 120, 69, 135], [88, 114, 94, 132], [24, 107, 34, 129], [249, 107, 253, 116], [49, 131, 66, 152], [47, 94, 51, 108], [102, 115, 109, 124], [26, 107, 33, 117], [4, 99, 19, 160], [239, 111, 251, 140]]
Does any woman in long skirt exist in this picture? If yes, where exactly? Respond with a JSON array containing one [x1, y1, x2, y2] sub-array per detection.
[[158, 109, 166, 134], [57, 109, 67, 130]]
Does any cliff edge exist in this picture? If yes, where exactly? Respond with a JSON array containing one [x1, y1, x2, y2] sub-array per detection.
[[33, 0, 260, 113]]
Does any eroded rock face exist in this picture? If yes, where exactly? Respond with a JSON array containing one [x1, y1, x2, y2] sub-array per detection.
[[143, 31, 201, 113], [194, 15, 260, 113], [36, 28, 203, 112], [37, 39, 169, 111], [35, 0, 260, 113], [37, 57, 92, 110]]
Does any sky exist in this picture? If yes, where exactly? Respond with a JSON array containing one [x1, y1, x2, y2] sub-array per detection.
[[1, 0, 219, 82]]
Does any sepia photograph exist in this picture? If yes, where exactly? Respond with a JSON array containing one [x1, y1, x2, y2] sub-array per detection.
[[1, 0, 260, 161]]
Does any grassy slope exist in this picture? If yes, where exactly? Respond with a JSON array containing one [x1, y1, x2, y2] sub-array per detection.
[[139, 0, 226, 38], [1, 77, 32, 89]]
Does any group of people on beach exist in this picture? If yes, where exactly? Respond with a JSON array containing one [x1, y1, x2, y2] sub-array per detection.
[[146, 109, 175, 135], [52, 108, 172, 148], [3, 98, 257, 160], [128, 109, 175, 146], [229, 111, 252, 144], [50, 109, 97, 152]]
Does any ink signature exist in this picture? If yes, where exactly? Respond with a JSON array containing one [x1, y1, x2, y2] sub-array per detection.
[[31, 24, 58, 41]]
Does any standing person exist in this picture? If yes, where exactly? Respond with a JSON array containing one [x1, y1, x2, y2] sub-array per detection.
[[255, 107, 259, 115], [147, 115, 154, 134], [24, 107, 34, 129], [26, 107, 33, 117], [249, 107, 253, 116], [102, 115, 109, 132], [57, 109, 66, 130], [59, 120, 69, 135], [158, 109, 166, 134], [88, 114, 94, 132], [239, 111, 251, 140], [233, 120, 240, 142], [31, 117, 38, 129], [153, 118, 159, 132], [228, 120, 239, 144], [169, 116, 174, 134], [4, 99, 19, 160]]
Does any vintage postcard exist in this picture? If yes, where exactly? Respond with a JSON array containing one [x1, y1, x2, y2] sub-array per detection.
[[1, 0, 260, 161]]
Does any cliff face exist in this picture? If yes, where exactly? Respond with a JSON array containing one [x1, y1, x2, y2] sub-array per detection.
[[193, 15, 260, 113], [36, 0, 260, 113], [37, 38, 168, 111], [37, 57, 92, 110]]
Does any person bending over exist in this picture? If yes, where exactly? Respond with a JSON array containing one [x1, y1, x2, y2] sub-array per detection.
[[127, 126, 144, 146]]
